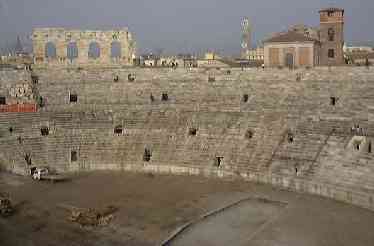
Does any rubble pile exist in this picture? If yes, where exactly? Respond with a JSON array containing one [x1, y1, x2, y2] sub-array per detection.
[[68, 206, 118, 227]]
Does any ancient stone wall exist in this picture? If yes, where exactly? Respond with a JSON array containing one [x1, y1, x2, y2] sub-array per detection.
[[1, 67, 374, 211], [32, 28, 136, 67], [0, 70, 35, 106]]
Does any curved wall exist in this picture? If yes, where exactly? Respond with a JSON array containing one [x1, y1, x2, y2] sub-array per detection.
[[1, 67, 374, 210]]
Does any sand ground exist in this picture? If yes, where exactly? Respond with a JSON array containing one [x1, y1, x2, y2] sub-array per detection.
[[1, 171, 374, 246]]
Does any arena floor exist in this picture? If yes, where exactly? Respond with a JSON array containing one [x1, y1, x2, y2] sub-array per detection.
[[1, 171, 374, 246]]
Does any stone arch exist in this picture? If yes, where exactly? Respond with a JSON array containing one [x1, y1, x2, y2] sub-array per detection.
[[67, 42, 78, 61], [88, 41, 100, 59], [45, 42, 57, 58], [111, 41, 122, 58], [285, 53, 294, 69]]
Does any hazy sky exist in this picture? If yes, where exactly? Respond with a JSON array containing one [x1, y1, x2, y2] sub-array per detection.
[[0, 0, 373, 54]]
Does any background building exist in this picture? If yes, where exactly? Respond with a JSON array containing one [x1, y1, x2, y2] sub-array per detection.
[[264, 31, 320, 68], [263, 7, 345, 68], [246, 47, 264, 62], [241, 17, 252, 59], [319, 8, 345, 65]]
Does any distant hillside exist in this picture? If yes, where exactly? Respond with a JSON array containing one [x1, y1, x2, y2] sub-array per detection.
[[349, 41, 374, 47]]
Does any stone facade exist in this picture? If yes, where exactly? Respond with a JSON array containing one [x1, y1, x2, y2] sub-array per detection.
[[32, 28, 136, 67], [264, 42, 317, 68]]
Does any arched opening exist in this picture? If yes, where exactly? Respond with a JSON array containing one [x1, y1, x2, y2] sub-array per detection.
[[285, 53, 294, 69], [161, 93, 169, 101], [24, 153, 32, 166], [215, 156, 223, 168], [143, 148, 152, 162], [369, 141, 372, 153], [189, 128, 198, 136], [287, 132, 294, 143], [45, 42, 57, 58], [128, 73, 136, 82], [111, 41, 122, 59], [0, 96, 6, 105], [88, 42, 100, 59], [330, 97, 337, 106], [245, 130, 254, 139], [114, 125, 123, 135], [40, 126, 49, 136], [67, 42, 78, 61], [71, 150, 78, 162]]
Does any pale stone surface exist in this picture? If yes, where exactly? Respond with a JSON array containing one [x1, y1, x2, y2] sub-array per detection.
[[1, 66, 374, 212]]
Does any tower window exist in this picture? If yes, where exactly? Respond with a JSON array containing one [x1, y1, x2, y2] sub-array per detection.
[[242, 94, 249, 103], [70, 94, 78, 103], [71, 150, 78, 162], [0, 96, 6, 105], [328, 49, 335, 58], [328, 28, 335, 42], [113, 75, 119, 82]]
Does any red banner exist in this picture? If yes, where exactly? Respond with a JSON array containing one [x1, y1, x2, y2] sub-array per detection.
[[0, 104, 37, 113]]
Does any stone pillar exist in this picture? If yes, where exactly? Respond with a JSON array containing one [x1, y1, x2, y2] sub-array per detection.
[[56, 40, 67, 64], [100, 41, 111, 65], [77, 38, 89, 65], [295, 46, 300, 67]]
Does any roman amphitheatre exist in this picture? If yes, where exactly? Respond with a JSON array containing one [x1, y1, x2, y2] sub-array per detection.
[[1, 25, 374, 245]]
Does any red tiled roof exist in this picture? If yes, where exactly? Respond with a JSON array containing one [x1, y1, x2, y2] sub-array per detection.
[[319, 8, 344, 13], [264, 31, 319, 43]]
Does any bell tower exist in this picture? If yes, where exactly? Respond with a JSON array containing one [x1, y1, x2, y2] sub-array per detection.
[[319, 8, 345, 66], [241, 17, 251, 59]]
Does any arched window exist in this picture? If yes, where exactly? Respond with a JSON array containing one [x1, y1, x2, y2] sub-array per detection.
[[328, 28, 335, 42], [88, 42, 100, 59], [111, 41, 122, 58], [45, 42, 57, 58], [67, 42, 78, 60]]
